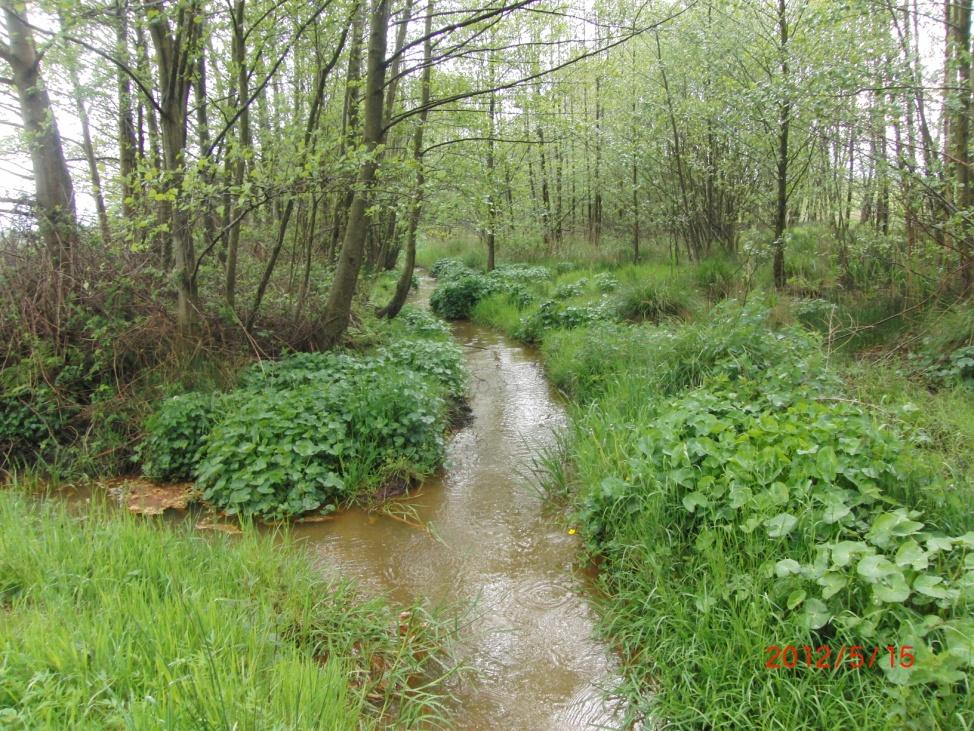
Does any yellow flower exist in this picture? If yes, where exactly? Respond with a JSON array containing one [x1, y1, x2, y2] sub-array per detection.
[[567, 528, 577, 535]]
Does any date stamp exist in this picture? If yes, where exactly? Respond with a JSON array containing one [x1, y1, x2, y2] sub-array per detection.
[[765, 645, 915, 670]]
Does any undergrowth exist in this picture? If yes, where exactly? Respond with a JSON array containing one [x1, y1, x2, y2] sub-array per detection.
[[137, 306, 466, 520], [539, 300, 974, 728]]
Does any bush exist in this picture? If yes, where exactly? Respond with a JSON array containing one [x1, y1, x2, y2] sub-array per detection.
[[489, 263, 551, 284], [196, 367, 446, 519], [694, 255, 738, 300], [429, 258, 471, 279], [137, 392, 222, 481], [397, 305, 452, 338], [553, 280, 586, 299], [429, 275, 486, 320], [593, 272, 619, 292], [513, 300, 609, 344], [0, 385, 67, 464]]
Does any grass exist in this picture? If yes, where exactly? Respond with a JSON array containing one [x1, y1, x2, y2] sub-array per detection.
[[538, 307, 974, 729], [0, 486, 453, 730]]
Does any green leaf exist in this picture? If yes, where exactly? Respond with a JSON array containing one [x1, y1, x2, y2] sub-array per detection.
[[682, 491, 709, 513], [765, 512, 798, 538], [831, 541, 870, 568], [787, 589, 807, 609], [775, 559, 802, 577], [817, 572, 847, 599], [856, 555, 898, 583], [894, 539, 928, 570], [866, 510, 923, 548], [914, 574, 950, 599], [802, 598, 830, 629]]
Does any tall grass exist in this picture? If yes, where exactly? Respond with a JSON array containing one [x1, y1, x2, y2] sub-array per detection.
[[538, 302, 974, 729], [0, 489, 452, 729]]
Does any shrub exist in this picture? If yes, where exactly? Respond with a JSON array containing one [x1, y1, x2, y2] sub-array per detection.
[[429, 258, 471, 279], [196, 368, 446, 519], [513, 300, 609, 343], [137, 392, 222, 481], [592, 272, 619, 292], [397, 305, 452, 338], [553, 280, 586, 299], [489, 263, 551, 284], [429, 275, 486, 320], [0, 385, 67, 464], [694, 255, 738, 300]]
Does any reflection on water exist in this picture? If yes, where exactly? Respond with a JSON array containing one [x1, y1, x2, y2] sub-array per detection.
[[292, 277, 627, 730]]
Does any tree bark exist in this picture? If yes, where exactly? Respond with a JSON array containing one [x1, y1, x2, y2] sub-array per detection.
[[1, 0, 78, 272], [380, 0, 434, 319], [318, 0, 390, 347]]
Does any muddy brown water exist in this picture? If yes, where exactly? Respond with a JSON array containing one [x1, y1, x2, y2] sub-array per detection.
[[291, 276, 627, 729]]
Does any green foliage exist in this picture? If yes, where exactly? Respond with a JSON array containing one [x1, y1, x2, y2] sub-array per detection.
[[553, 280, 586, 299], [397, 305, 453, 338], [429, 274, 487, 320], [592, 272, 619, 292], [910, 304, 974, 385], [136, 312, 465, 518], [693, 255, 739, 300], [513, 300, 610, 344], [197, 366, 446, 519], [375, 338, 467, 397], [136, 391, 222, 481], [546, 302, 974, 728], [429, 257, 471, 279], [0, 490, 450, 729], [0, 385, 67, 464]]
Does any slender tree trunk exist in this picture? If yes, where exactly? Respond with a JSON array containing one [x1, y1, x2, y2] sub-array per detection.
[[1, 1, 78, 272], [379, 0, 434, 319], [63, 34, 111, 245], [318, 0, 390, 347], [145, 0, 204, 330], [949, 1, 974, 289], [330, 3, 365, 256], [115, 0, 138, 220], [773, 0, 791, 290], [225, 0, 249, 308]]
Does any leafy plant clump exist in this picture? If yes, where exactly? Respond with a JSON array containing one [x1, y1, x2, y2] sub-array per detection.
[[135, 392, 224, 481], [196, 367, 446, 519], [138, 317, 466, 519], [513, 300, 610, 343], [429, 257, 472, 280], [430, 275, 488, 320]]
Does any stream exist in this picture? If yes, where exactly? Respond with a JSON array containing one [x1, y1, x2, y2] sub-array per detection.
[[292, 276, 627, 729]]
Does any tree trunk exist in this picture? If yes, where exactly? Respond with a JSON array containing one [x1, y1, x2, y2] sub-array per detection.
[[145, 0, 204, 330], [379, 0, 434, 319], [1, 0, 78, 272], [318, 0, 390, 348], [115, 0, 138, 220], [773, 0, 791, 290]]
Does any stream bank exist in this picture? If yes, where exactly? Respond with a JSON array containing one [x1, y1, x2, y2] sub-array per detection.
[[293, 276, 627, 729]]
